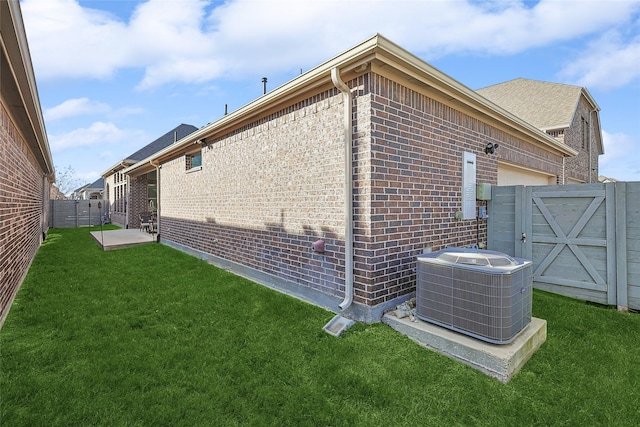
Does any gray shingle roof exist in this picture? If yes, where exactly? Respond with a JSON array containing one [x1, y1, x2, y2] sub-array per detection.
[[125, 123, 198, 161], [476, 78, 583, 130], [88, 177, 104, 189]]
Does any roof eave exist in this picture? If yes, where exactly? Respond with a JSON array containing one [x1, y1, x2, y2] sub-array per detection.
[[372, 37, 578, 157], [101, 159, 136, 178], [125, 35, 382, 175], [1, 0, 55, 179], [125, 33, 577, 175]]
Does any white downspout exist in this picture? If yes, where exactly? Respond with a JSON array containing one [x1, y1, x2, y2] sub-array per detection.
[[331, 67, 354, 311], [589, 109, 595, 183], [150, 160, 160, 238], [125, 174, 130, 228]]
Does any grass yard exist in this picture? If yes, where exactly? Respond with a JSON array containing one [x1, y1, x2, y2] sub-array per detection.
[[1, 227, 639, 426]]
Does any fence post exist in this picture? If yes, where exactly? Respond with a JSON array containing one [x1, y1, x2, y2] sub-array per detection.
[[615, 182, 628, 312]]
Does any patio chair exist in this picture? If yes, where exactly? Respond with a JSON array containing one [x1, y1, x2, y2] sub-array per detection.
[[139, 212, 152, 232], [148, 212, 157, 234]]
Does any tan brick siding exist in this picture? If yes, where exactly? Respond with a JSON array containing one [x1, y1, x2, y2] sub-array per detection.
[[0, 102, 46, 324], [161, 88, 347, 297], [158, 72, 565, 309]]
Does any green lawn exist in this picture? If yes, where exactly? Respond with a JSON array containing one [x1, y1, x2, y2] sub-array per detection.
[[1, 227, 638, 426]]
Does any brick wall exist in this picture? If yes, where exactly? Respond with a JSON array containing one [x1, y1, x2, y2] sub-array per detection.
[[161, 87, 347, 297], [130, 174, 149, 229], [0, 102, 46, 325], [563, 97, 599, 183], [355, 73, 564, 306], [158, 71, 566, 316]]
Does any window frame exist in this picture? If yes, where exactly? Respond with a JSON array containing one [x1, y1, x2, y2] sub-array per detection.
[[186, 150, 202, 172]]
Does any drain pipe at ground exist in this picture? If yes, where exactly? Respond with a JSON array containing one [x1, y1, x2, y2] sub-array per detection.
[[331, 67, 354, 311]]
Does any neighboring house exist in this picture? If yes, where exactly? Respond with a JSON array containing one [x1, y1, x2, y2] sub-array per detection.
[[598, 175, 617, 183], [71, 177, 104, 200], [0, 0, 56, 326], [477, 78, 603, 185], [125, 34, 585, 322], [50, 184, 66, 200], [102, 124, 198, 228]]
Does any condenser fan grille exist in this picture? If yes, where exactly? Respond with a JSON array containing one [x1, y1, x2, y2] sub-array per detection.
[[416, 248, 532, 344]]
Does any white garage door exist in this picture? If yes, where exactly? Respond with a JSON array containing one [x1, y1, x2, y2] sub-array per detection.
[[497, 162, 555, 186]]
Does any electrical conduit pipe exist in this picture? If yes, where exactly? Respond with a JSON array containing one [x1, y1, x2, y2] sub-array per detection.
[[331, 67, 354, 311]]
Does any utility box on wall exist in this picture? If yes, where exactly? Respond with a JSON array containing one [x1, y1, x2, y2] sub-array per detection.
[[477, 183, 492, 201], [462, 152, 477, 220]]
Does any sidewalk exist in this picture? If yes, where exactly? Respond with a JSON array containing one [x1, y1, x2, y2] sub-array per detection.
[[90, 229, 156, 250]]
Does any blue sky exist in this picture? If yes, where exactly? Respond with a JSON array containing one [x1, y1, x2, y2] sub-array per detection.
[[20, 0, 640, 188]]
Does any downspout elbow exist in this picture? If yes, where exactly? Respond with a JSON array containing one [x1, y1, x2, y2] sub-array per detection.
[[332, 67, 354, 311]]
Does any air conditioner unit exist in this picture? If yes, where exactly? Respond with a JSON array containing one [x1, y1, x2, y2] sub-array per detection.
[[416, 248, 532, 344]]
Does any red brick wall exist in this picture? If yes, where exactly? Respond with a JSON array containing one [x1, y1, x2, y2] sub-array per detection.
[[0, 102, 46, 325], [352, 74, 564, 305]]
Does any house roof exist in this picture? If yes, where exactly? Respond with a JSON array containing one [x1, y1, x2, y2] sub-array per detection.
[[477, 78, 603, 154], [125, 34, 578, 177], [126, 124, 198, 162], [73, 177, 104, 194], [102, 124, 198, 177], [87, 177, 104, 189], [476, 78, 585, 130]]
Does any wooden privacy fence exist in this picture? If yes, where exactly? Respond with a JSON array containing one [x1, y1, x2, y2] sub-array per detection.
[[50, 200, 106, 228], [488, 182, 639, 311]]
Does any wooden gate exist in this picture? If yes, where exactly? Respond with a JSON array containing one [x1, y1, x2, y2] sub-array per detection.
[[488, 182, 639, 311]]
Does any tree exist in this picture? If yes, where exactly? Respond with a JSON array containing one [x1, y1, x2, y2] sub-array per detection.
[[54, 165, 83, 197]]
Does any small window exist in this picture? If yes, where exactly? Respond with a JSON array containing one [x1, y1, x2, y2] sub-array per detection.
[[186, 151, 202, 170], [192, 152, 202, 168]]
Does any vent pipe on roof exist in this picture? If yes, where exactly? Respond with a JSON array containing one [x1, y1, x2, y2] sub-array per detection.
[[174, 131, 177, 142], [262, 77, 268, 95], [331, 66, 354, 312]]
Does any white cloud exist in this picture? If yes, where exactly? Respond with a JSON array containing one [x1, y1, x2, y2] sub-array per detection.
[[109, 106, 146, 120], [48, 121, 143, 152], [599, 130, 640, 181], [76, 170, 102, 184], [44, 98, 110, 122], [558, 30, 640, 90], [21, 0, 131, 80], [21, 0, 640, 89]]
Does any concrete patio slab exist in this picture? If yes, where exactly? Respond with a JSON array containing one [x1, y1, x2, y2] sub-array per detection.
[[90, 229, 156, 250], [382, 313, 547, 383]]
